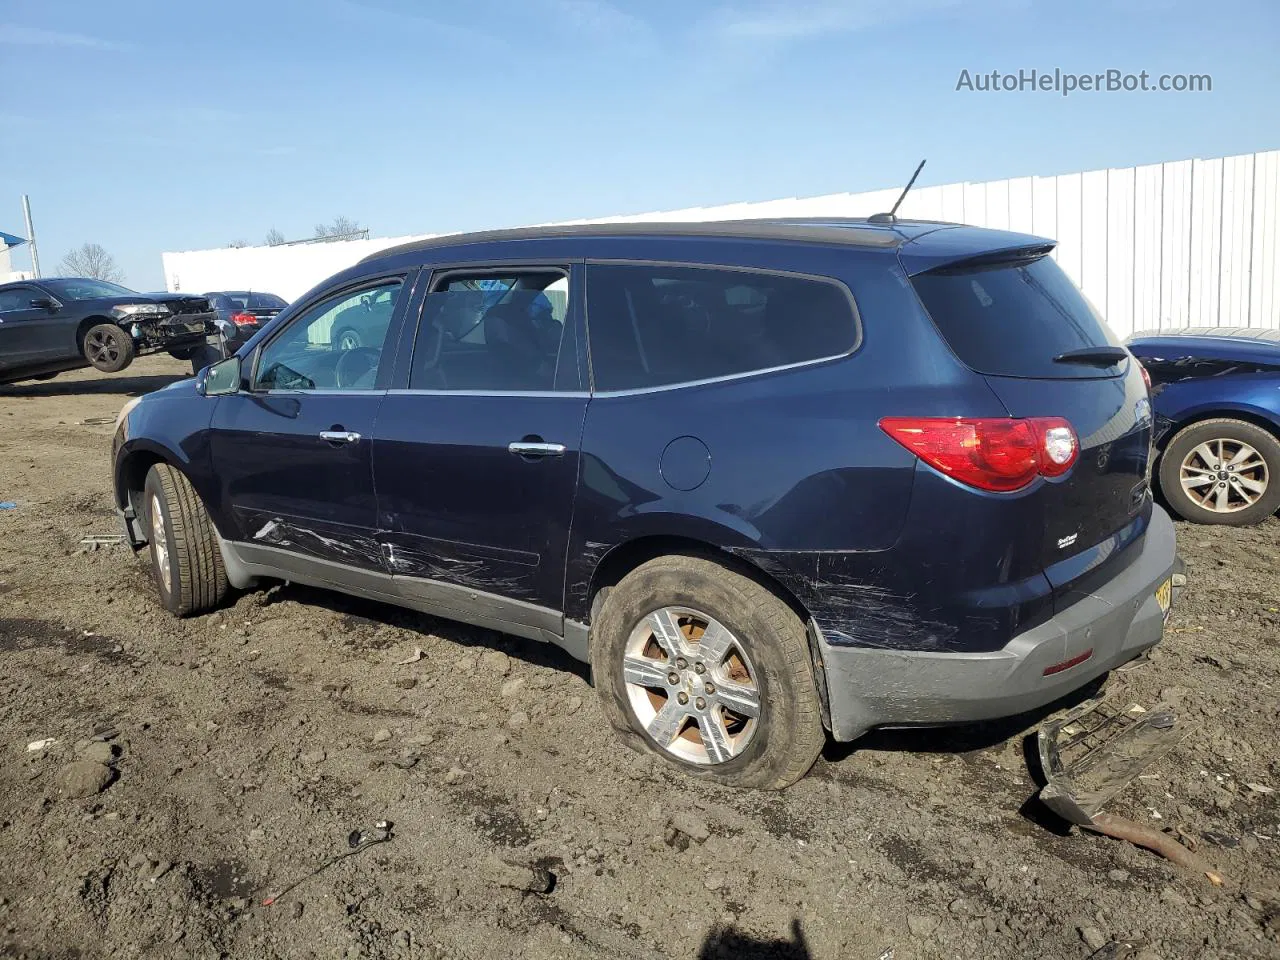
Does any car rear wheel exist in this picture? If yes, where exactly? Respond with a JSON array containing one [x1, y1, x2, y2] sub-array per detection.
[[188, 343, 225, 376], [143, 464, 228, 616], [590, 554, 825, 789], [1159, 418, 1280, 526], [82, 323, 135, 373], [333, 327, 361, 351]]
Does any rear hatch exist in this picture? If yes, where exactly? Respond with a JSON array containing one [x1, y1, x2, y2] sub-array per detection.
[[907, 245, 1153, 596]]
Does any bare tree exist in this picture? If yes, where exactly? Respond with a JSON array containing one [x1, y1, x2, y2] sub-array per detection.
[[313, 216, 365, 240], [59, 243, 124, 283], [227, 239, 248, 249], [264, 227, 286, 246]]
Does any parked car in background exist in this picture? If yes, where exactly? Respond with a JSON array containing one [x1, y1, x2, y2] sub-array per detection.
[[112, 219, 1177, 789], [0, 277, 218, 385], [206, 291, 288, 346], [1128, 327, 1280, 526]]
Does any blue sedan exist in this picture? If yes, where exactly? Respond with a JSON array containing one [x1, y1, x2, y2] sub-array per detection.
[[1128, 328, 1280, 525]]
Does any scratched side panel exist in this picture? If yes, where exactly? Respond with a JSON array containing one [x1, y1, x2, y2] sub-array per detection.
[[234, 508, 385, 569], [379, 531, 540, 601]]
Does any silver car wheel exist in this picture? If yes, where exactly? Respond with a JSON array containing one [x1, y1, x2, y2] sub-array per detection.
[[1179, 438, 1269, 513], [150, 494, 171, 591], [622, 606, 761, 766]]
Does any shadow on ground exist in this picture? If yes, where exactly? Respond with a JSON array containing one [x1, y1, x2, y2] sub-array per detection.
[[0, 373, 186, 398], [256, 581, 593, 683], [698, 920, 816, 959]]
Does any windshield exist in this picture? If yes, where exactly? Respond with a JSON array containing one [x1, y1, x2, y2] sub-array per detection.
[[44, 278, 137, 300]]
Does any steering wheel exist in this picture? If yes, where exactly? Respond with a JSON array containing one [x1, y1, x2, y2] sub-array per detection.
[[334, 347, 380, 389]]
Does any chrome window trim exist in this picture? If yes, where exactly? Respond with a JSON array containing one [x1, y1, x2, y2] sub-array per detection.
[[386, 388, 589, 399]]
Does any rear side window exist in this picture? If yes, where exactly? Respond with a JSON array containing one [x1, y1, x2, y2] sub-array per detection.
[[585, 264, 857, 391], [409, 270, 573, 392], [912, 254, 1123, 379]]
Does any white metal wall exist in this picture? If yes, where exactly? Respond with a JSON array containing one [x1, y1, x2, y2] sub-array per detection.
[[163, 149, 1280, 337]]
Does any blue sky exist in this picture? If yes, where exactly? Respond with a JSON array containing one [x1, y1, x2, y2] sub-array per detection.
[[1, 0, 1276, 289]]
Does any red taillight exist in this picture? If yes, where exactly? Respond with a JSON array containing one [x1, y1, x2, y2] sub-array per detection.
[[1138, 363, 1152, 390], [231, 312, 256, 326], [879, 417, 1079, 492]]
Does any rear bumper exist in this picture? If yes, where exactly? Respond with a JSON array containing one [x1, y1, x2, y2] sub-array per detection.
[[820, 505, 1178, 742]]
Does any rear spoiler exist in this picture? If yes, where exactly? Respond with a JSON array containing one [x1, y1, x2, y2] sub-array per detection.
[[898, 225, 1056, 277]]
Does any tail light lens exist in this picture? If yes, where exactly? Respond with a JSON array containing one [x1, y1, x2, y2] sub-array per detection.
[[1138, 363, 1152, 391], [230, 312, 257, 327], [879, 417, 1079, 492]]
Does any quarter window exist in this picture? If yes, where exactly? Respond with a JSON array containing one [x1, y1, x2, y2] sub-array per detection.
[[255, 278, 403, 391], [409, 270, 572, 391], [585, 264, 857, 391]]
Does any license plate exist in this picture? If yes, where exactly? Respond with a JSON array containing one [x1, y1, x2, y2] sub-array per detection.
[[1155, 578, 1172, 616]]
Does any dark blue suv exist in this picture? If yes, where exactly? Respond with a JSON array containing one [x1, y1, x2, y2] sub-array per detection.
[[111, 220, 1177, 789]]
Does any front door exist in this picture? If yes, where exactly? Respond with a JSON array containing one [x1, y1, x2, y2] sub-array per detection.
[[373, 265, 588, 636], [208, 272, 414, 579]]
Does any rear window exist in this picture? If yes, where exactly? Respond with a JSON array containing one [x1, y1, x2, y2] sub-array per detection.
[[585, 263, 857, 391], [249, 293, 287, 308], [912, 254, 1123, 379]]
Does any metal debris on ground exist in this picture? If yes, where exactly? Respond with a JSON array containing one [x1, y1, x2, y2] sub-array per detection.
[[260, 820, 393, 907], [395, 647, 425, 665], [0, 502, 16, 510], [26, 738, 57, 752], [80, 417, 116, 425], [1036, 694, 1227, 885], [80, 535, 127, 552]]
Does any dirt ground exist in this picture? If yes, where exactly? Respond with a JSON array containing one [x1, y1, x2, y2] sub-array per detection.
[[0, 355, 1277, 960]]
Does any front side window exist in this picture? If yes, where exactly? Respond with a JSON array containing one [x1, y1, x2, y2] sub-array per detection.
[[585, 264, 857, 391], [0, 287, 37, 312], [255, 278, 403, 391], [409, 270, 572, 391]]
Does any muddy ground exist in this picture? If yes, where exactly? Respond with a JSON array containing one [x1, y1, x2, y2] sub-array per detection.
[[0, 355, 1277, 960]]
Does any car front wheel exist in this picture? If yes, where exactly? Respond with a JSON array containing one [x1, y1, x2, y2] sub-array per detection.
[[83, 323, 135, 373], [1159, 418, 1280, 526], [143, 464, 228, 616], [590, 554, 825, 790]]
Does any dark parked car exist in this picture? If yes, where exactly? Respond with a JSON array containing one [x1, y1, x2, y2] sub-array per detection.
[[112, 220, 1177, 789], [1127, 327, 1280, 526], [0, 277, 218, 384], [206, 291, 288, 348]]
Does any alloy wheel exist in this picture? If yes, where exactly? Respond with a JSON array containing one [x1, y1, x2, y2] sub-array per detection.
[[1179, 438, 1269, 513], [622, 606, 761, 765], [150, 494, 171, 592]]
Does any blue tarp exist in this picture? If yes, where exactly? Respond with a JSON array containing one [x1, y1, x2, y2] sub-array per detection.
[[0, 230, 27, 248]]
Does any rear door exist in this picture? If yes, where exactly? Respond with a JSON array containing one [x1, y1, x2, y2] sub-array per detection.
[[909, 251, 1153, 597], [208, 272, 414, 578], [0, 284, 69, 365], [372, 264, 588, 635]]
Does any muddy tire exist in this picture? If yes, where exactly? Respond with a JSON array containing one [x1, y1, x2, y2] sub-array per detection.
[[1159, 418, 1280, 526], [143, 464, 228, 616], [82, 323, 135, 373], [590, 554, 825, 790]]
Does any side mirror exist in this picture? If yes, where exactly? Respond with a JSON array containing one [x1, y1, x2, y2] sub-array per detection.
[[198, 356, 241, 396], [29, 297, 57, 311]]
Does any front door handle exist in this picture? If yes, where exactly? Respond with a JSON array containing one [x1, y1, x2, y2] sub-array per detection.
[[320, 430, 362, 444], [508, 441, 566, 458]]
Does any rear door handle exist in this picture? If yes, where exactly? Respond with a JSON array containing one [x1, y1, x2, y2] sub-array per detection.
[[508, 441, 566, 458], [319, 430, 362, 444]]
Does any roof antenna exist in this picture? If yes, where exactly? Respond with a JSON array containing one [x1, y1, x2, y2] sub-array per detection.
[[869, 158, 926, 224]]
